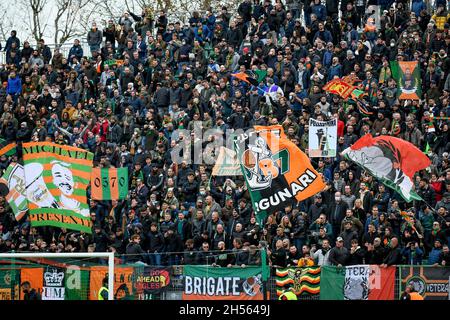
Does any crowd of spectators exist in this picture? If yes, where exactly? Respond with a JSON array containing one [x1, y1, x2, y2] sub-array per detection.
[[0, 0, 449, 269]]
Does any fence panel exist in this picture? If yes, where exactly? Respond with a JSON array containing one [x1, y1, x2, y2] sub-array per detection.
[[1, 259, 450, 300]]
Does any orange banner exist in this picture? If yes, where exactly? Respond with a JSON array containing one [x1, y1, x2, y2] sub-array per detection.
[[89, 266, 134, 300]]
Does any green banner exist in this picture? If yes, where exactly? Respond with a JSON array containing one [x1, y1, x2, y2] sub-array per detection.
[[0, 269, 20, 300], [390, 61, 421, 100], [182, 266, 264, 300], [64, 268, 90, 300], [23, 142, 94, 233]]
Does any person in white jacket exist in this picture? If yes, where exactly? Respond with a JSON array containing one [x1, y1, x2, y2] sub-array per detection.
[[311, 239, 332, 266]]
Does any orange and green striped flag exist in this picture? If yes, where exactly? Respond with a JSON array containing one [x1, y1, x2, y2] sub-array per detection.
[[0, 138, 17, 156], [91, 168, 128, 200], [22, 142, 94, 233]]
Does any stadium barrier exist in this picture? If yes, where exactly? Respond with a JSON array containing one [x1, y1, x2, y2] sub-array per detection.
[[0, 254, 449, 300]]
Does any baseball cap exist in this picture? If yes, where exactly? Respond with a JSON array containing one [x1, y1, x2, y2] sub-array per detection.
[[337, 237, 344, 242]]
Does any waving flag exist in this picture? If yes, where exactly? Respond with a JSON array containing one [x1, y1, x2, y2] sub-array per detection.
[[400, 211, 422, 237], [350, 89, 373, 116], [232, 71, 259, 86], [253, 69, 267, 84], [22, 142, 94, 233], [234, 125, 325, 221], [342, 134, 431, 202], [0, 139, 17, 157], [323, 79, 356, 99], [342, 74, 361, 85]]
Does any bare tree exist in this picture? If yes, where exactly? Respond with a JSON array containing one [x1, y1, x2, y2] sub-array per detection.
[[19, 0, 51, 42], [0, 3, 17, 43], [54, 0, 102, 45], [8, 0, 244, 48]]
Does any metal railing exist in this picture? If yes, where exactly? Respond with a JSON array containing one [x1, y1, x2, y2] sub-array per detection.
[[0, 40, 91, 65]]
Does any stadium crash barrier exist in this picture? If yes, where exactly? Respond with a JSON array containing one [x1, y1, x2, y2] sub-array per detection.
[[0, 260, 449, 300]]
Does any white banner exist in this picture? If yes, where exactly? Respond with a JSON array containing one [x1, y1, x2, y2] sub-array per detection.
[[308, 118, 338, 158]]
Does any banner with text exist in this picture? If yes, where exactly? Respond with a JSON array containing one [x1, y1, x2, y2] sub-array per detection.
[[183, 266, 264, 300], [90, 167, 128, 200], [22, 142, 93, 233], [399, 266, 450, 300], [133, 267, 171, 300], [308, 118, 338, 158], [234, 125, 325, 222]]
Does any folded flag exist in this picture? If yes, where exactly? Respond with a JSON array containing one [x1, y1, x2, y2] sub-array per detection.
[[342, 134, 431, 202], [430, 116, 450, 121]]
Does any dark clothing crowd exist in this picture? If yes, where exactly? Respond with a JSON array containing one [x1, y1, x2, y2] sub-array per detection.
[[0, 0, 449, 268]]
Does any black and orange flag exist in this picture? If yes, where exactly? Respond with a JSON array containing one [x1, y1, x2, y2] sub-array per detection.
[[232, 71, 259, 86], [91, 168, 129, 200]]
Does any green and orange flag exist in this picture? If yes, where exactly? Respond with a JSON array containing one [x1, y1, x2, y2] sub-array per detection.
[[91, 167, 128, 200], [390, 61, 421, 100], [234, 125, 325, 222], [0, 138, 17, 157], [22, 142, 94, 233]]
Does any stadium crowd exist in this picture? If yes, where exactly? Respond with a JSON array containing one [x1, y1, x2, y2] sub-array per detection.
[[0, 0, 449, 269]]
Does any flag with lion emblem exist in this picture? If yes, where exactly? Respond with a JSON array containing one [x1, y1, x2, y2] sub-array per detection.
[[320, 265, 395, 300], [234, 125, 325, 222]]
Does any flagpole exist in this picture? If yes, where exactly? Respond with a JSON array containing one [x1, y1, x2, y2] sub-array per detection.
[[255, 86, 267, 95], [207, 174, 213, 192], [420, 199, 447, 224]]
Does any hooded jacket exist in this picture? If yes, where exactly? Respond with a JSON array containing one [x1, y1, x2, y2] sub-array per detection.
[[7, 76, 22, 95]]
